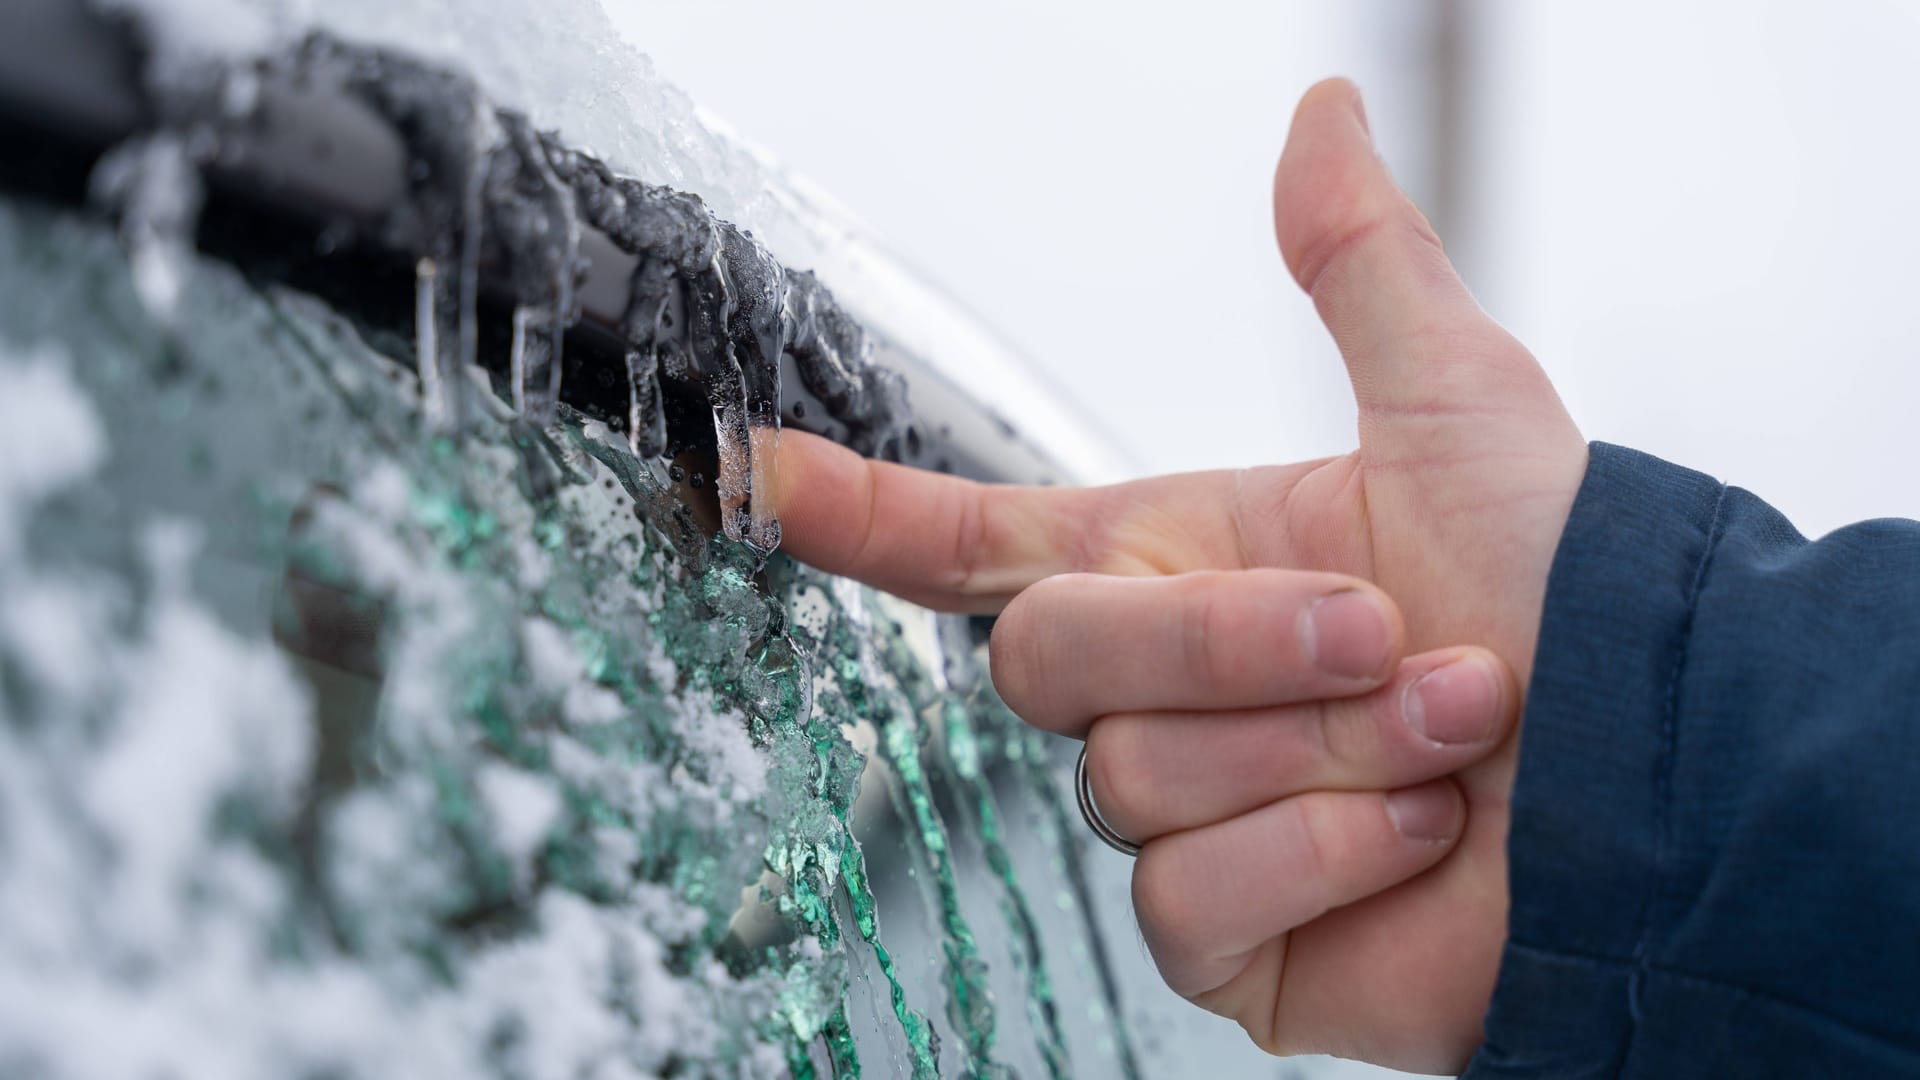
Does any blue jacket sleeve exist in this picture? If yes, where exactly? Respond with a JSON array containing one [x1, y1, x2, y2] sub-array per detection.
[[1463, 443, 1920, 1079]]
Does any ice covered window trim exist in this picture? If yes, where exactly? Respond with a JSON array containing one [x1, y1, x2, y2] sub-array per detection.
[[11, 0, 921, 554]]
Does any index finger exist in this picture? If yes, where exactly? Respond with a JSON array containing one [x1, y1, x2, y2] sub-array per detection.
[[771, 431, 1304, 612], [768, 430, 1091, 611]]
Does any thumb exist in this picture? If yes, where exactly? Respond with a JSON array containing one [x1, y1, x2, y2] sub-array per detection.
[[1274, 79, 1569, 456]]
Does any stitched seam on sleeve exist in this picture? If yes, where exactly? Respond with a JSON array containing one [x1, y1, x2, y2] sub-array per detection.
[[1614, 479, 1731, 1078]]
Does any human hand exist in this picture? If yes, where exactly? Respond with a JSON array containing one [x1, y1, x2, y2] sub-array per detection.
[[773, 78, 1586, 1071]]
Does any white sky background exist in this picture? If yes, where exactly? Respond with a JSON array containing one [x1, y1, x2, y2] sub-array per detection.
[[613, 0, 1920, 543], [1469, 1, 1920, 537]]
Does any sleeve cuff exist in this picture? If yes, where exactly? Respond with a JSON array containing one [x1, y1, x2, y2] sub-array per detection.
[[1464, 442, 1726, 1076], [1464, 443, 1920, 1077]]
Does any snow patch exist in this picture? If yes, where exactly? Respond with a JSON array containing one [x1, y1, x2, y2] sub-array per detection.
[[0, 344, 106, 556], [476, 761, 562, 875]]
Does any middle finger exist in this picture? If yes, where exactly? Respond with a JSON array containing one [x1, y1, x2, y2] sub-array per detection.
[[989, 569, 1405, 734]]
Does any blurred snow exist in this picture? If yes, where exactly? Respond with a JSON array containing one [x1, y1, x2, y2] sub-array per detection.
[[0, 345, 105, 556]]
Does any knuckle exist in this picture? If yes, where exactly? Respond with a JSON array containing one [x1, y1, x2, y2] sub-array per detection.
[[1296, 210, 1436, 300], [1286, 797, 1349, 916], [1178, 582, 1220, 688], [1319, 690, 1391, 779], [1308, 695, 1347, 771], [1179, 575, 1250, 689], [1288, 212, 1383, 296], [945, 481, 988, 595]]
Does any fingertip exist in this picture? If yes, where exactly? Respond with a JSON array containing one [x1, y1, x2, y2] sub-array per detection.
[[1274, 77, 1385, 290], [768, 428, 838, 518], [1384, 779, 1465, 844], [985, 592, 1023, 707], [1399, 647, 1515, 749], [1301, 580, 1405, 685], [1274, 76, 1545, 436], [764, 430, 844, 570], [1298, 77, 1368, 134], [986, 573, 1087, 730], [1460, 645, 1523, 736]]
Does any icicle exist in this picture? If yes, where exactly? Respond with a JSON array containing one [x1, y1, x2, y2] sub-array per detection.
[[716, 222, 789, 555], [414, 256, 447, 423], [413, 107, 491, 435], [712, 397, 751, 541], [536, 206, 578, 424], [747, 422, 782, 551], [624, 346, 666, 458], [88, 133, 204, 326], [508, 305, 529, 414], [306, 40, 500, 434], [712, 395, 783, 553], [508, 304, 544, 415], [508, 302, 568, 425], [557, 157, 912, 539], [446, 109, 490, 434], [527, 304, 565, 425], [697, 232, 761, 548], [488, 112, 579, 427]]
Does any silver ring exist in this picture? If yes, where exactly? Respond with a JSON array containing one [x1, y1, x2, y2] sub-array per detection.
[[1076, 743, 1141, 857]]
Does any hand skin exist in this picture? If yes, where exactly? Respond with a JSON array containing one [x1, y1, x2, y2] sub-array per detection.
[[771, 78, 1586, 1073]]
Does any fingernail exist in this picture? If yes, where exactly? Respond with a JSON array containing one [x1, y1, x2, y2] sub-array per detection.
[[1351, 87, 1372, 138], [1386, 786, 1458, 841], [1303, 590, 1392, 680], [1403, 654, 1502, 745]]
